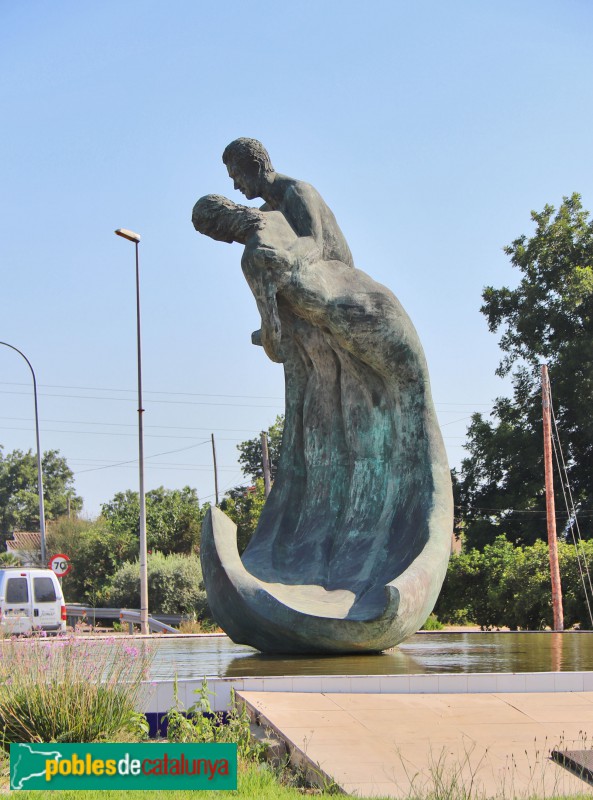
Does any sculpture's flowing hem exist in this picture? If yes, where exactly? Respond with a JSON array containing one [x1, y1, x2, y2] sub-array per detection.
[[201, 494, 451, 654]]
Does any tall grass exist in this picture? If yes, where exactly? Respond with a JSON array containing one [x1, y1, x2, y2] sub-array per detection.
[[0, 635, 152, 747]]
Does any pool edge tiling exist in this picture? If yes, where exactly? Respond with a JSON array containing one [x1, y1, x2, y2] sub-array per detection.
[[142, 670, 593, 715]]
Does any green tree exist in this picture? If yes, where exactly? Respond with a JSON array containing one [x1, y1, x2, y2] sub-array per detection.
[[435, 537, 593, 630], [237, 415, 284, 482], [46, 516, 129, 605], [218, 417, 284, 554], [220, 479, 267, 554], [0, 447, 82, 543], [101, 486, 207, 556], [47, 487, 207, 607], [460, 194, 593, 547]]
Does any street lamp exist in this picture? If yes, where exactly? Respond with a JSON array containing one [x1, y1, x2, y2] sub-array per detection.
[[0, 342, 46, 566], [115, 228, 149, 635]]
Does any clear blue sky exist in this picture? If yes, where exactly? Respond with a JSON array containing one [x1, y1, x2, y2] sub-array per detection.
[[1, 1, 592, 517]]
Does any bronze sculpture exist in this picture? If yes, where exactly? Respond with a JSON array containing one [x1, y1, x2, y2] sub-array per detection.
[[192, 140, 453, 653]]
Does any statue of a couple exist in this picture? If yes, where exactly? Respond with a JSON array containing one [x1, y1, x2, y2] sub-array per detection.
[[192, 139, 453, 654]]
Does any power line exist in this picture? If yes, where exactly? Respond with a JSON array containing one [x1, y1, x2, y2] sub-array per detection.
[[0, 389, 282, 409], [72, 440, 210, 474], [0, 381, 284, 401], [0, 415, 271, 434], [70, 460, 240, 469], [0, 380, 493, 408], [73, 463, 239, 473], [0, 425, 245, 442], [455, 504, 593, 518]]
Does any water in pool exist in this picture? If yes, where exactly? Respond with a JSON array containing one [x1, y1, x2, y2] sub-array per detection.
[[147, 631, 593, 680]]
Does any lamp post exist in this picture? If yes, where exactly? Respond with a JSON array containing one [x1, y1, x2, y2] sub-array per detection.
[[0, 342, 46, 566], [115, 228, 149, 635]]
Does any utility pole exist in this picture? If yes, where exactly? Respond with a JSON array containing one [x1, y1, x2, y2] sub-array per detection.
[[261, 431, 272, 497], [211, 433, 219, 506], [542, 364, 564, 631]]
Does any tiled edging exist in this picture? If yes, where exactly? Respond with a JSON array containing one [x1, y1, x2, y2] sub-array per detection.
[[142, 670, 593, 720]]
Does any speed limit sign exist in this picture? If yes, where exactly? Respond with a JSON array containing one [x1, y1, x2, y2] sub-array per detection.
[[49, 553, 72, 577]]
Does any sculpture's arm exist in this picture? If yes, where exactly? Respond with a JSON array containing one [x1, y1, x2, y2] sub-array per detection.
[[283, 184, 325, 253], [256, 239, 322, 278]]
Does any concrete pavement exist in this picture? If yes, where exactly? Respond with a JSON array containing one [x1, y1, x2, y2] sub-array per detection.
[[239, 690, 593, 798]]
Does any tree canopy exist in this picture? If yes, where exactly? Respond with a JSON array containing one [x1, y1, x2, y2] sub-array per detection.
[[48, 487, 208, 605], [220, 478, 267, 554], [0, 447, 82, 543], [435, 536, 593, 630], [219, 417, 284, 553], [100, 486, 207, 556], [237, 415, 284, 483], [460, 194, 593, 548]]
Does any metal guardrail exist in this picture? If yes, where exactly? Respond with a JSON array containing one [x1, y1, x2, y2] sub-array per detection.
[[119, 610, 179, 635], [65, 604, 183, 634]]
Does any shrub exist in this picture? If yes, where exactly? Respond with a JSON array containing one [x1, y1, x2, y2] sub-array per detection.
[[435, 535, 593, 630], [421, 614, 443, 630], [0, 636, 151, 748], [166, 678, 264, 763], [106, 551, 210, 618], [47, 515, 136, 606], [177, 617, 221, 634]]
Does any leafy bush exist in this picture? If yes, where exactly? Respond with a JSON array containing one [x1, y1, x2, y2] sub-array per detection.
[[421, 614, 443, 630], [48, 487, 209, 607], [166, 678, 264, 763], [106, 551, 210, 618], [0, 637, 151, 748], [435, 535, 593, 630], [47, 516, 126, 606]]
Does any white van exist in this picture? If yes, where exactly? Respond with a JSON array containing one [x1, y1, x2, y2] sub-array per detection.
[[0, 568, 67, 635]]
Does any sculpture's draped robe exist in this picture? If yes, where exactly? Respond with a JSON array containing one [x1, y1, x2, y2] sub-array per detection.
[[239, 252, 451, 622]]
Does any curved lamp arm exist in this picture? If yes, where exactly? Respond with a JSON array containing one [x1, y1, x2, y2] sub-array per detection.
[[0, 341, 46, 566]]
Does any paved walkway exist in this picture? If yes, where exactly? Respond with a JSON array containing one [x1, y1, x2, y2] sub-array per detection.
[[239, 690, 593, 798]]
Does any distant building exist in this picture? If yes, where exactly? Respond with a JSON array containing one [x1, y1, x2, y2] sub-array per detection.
[[6, 531, 41, 566]]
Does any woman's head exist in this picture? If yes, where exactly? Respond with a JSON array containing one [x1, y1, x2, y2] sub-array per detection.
[[192, 194, 264, 243]]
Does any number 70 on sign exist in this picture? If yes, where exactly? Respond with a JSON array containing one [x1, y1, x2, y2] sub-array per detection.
[[49, 553, 72, 577]]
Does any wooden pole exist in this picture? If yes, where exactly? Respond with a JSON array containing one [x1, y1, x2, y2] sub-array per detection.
[[542, 364, 564, 631], [211, 433, 219, 506], [261, 432, 272, 497]]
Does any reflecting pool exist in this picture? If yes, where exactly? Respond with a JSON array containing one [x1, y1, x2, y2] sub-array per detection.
[[147, 631, 593, 681]]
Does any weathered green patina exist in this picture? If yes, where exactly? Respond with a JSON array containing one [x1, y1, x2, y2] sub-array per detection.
[[192, 140, 453, 653]]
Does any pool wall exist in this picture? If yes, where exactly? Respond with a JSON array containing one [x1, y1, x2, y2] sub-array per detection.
[[142, 668, 593, 732]]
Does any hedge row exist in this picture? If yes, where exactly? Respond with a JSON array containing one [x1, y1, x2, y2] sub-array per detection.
[[435, 535, 593, 630]]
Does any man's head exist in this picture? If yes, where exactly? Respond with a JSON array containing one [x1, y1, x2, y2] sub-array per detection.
[[192, 194, 264, 244], [222, 138, 274, 200]]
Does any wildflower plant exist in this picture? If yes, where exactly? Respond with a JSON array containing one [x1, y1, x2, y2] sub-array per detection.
[[166, 677, 265, 763], [0, 635, 152, 748]]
